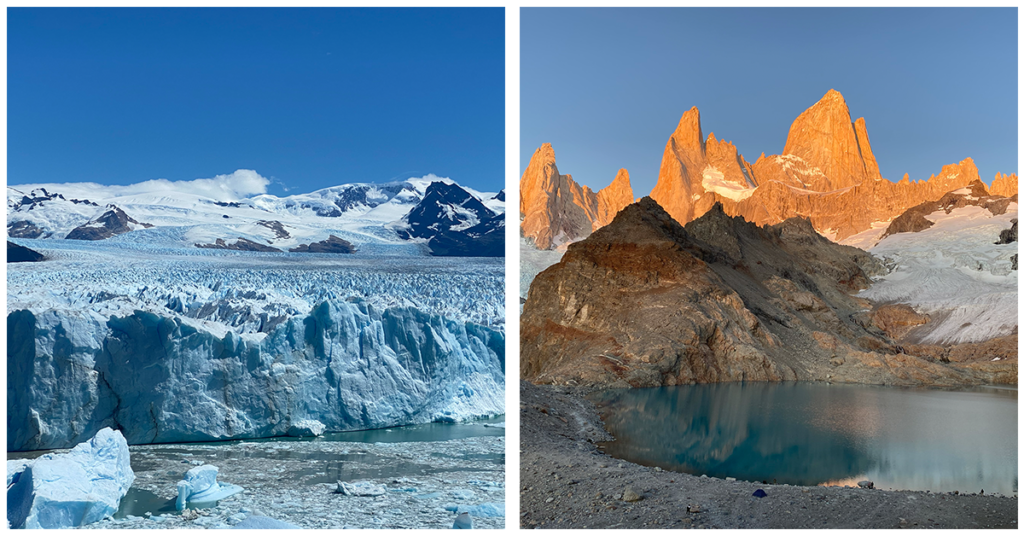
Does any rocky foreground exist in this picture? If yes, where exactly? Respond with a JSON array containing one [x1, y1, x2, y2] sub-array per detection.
[[519, 381, 1017, 530]]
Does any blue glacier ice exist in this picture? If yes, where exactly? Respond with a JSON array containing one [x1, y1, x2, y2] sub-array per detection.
[[444, 503, 504, 518], [175, 465, 242, 510], [8, 298, 504, 451], [7, 428, 134, 529], [230, 515, 302, 529]]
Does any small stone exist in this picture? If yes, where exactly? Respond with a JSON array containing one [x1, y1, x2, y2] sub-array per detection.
[[857, 480, 874, 489], [622, 487, 642, 502], [545, 497, 554, 503], [687, 504, 701, 513], [725, 477, 736, 482], [654, 467, 663, 472]]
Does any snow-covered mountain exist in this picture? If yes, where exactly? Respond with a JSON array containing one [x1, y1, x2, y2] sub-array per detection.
[[7, 172, 504, 257], [393, 181, 505, 257]]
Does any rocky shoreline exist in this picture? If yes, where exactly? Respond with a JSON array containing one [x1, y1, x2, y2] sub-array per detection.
[[519, 380, 1017, 529]]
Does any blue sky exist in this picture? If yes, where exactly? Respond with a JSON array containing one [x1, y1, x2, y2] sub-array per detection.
[[9, 8, 505, 195], [522, 8, 1017, 196]]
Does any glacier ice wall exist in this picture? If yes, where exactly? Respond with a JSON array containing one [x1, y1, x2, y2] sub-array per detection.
[[8, 299, 504, 451]]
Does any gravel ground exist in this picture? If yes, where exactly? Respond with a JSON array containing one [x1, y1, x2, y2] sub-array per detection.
[[55, 432, 505, 529], [520, 380, 1017, 529]]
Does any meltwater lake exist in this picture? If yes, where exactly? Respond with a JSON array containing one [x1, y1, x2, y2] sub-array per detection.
[[589, 383, 1017, 495]]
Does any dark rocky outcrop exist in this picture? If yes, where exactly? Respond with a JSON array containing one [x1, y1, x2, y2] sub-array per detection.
[[428, 217, 504, 257], [996, 219, 1017, 245], [7, 221, 44, 239], [7, 241, 44, 263], [397, 181, 497, 240], [65, 206, 153, 241], [493, 190, 505, 202], [256, 220, 290, 240], [521, 197, 1013, 388], [195, 238, 282, 252], [288, 235, 356, 254]]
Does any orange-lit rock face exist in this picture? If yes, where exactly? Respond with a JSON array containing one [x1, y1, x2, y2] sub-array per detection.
[[649, 89, 985, 241], [992, 172, 1018, 197], [520, 143, 634, 249], [524, 89, 1013, 247], [782, 89, 881, 190], [595, 168, 634, 230]]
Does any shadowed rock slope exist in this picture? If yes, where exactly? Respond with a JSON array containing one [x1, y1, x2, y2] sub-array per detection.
[[521, 197, 1014, 388]]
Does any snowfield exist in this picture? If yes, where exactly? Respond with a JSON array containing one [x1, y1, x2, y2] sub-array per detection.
[[855, 202, 1018, 345]]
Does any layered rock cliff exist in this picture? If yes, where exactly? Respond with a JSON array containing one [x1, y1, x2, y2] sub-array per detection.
[[521, 197, 1014, 388], [521, 144, 634, 249]]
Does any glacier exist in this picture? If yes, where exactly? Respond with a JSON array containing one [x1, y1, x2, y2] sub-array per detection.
[[854, 202, 1018, 345], [8, 296, 504, 452], [8, 229, 504, 452], [7, 428, 134, 529]]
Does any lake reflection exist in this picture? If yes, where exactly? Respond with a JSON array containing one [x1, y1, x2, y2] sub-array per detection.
[[589, 383, 1017, 494]]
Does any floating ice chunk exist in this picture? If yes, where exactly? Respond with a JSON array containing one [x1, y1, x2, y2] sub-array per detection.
[[287, 419, 326, 437], [450, 489, 475, 500], [335, 481, 386, 497], [174, 465, 242, 510], [229, 515, 301, 529], [444, 502, 505, 518], [452, 512, 473, 529], [7, 428, 134, 529]]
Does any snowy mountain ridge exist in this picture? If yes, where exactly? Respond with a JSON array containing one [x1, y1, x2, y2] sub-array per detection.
[[8, 171, 504, 255]]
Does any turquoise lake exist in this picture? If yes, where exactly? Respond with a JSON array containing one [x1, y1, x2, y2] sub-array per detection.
[[589, 383, 1016, 495]]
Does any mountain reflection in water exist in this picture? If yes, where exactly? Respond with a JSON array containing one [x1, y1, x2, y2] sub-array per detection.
[[589, 382, 1017, 495]]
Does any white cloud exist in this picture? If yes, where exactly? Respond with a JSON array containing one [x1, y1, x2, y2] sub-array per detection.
[[11, 169, 271, 203]]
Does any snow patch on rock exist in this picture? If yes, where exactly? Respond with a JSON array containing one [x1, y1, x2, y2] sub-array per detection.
[[701, 166, 755, 202]]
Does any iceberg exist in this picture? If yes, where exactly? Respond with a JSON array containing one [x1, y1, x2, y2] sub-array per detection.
[[7, 428, 134, 529], [175, 465, 242, 510]]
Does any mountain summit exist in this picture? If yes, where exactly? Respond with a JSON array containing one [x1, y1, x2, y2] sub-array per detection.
[[520, 143, 634, 249], [526, 90, 1007, 246]]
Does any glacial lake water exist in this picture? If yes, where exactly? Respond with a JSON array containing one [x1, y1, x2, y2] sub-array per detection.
[[589, 383, 1017, 495]]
